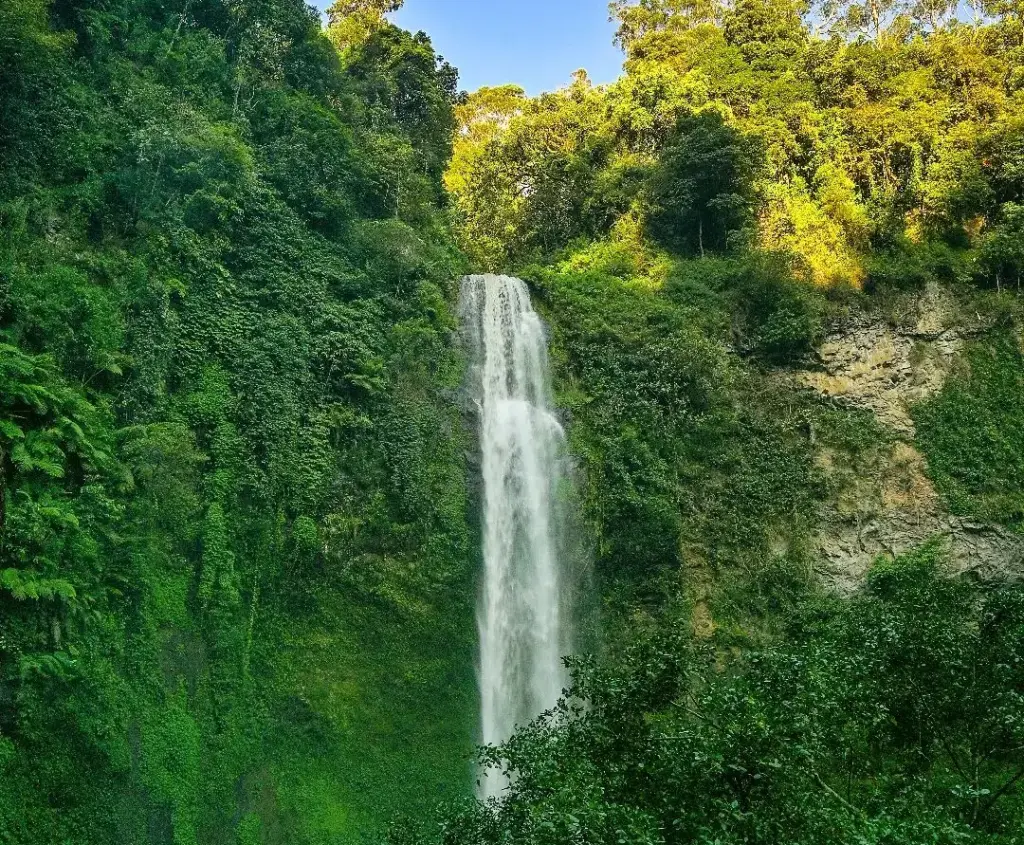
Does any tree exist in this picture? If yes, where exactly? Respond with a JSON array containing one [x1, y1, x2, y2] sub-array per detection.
[[819, 0, 908, 38], [611, 0, 729, 53], [985, 0, 1024, 46], [723, 0, 808, 68], [326, 0, 403, 52], [910, 0, 958, 31], [645, 111, 762, 255], [345, 25, 459, 199]]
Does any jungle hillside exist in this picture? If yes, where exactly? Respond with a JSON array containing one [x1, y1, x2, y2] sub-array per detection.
[[2, 0, 1024, 844]]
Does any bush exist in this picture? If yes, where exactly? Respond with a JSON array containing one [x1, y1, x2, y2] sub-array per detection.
[[914, 332, 1024, 528], [865, 238, 973, 293], [393, 545, 1024, 845], [667, 254, 824, 364]]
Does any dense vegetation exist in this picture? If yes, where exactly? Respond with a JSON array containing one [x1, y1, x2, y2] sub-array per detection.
[[394, 546, 1024, 845], [2, 0, 1024, 843], [441, 0, 1024, 619], [915, 331, 1024, 527], [448, 0, 1024, 289], [1, 1, 476, 842]]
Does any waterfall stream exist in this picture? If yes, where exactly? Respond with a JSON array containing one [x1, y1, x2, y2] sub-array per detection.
[[460, 274, 571, 799]]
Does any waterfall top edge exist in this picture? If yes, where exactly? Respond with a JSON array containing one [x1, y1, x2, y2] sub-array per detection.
[[460, 273, 530, 283]]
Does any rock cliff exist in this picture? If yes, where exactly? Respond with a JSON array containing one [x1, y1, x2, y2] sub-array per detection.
[[791, 284, 1024, 590]]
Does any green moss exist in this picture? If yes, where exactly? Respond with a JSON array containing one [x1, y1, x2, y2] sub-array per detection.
[[914, 331, 1024, 529]]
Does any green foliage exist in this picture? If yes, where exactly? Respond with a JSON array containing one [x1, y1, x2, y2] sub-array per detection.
[[346, 26, 460, 198], [979, 203, 1024, 292], [0, 1, 473, 842], [866, 238, 974, 292], [397, 546, 1024, 845], [665, 254, 824, 361], [723, 0, 807, 69], [646, 111, 763, 256], [445, 75, 615, 268], [914, 332, 1024, 528], [449, 0, 1024, 286], [532, 263, 820, 620]]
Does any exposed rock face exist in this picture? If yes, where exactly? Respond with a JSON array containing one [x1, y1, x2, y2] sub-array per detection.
[[814, 440, 1024, 593], [817, 508, 1024, 593], [796, 284, 964, 437], [794, 284, 1024, 591]]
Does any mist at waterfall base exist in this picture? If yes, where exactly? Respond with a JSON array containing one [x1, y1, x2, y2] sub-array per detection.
[[460, 275, 581, 800]]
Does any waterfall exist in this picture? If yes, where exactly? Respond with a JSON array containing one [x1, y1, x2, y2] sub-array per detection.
[[460, 274, 571, 799]]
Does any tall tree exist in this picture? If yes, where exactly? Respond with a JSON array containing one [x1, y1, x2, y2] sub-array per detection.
[[646, 111, 762, 255], [326, 0, 403, 52], [611, 0, 730, 53]]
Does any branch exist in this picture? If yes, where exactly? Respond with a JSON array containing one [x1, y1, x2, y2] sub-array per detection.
[[809, 765, 865, 818], [976, 764, 1024, 823]]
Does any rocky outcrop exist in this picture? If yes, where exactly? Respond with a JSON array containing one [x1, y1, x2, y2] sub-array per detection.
[[793, 284, 1024, 591], [817, 508, 1024, 594], [795, 284, 965, 437], [813, 440, 1024, 593]]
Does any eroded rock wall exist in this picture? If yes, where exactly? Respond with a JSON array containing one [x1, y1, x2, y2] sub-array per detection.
[[791, 284, 1024, 591]]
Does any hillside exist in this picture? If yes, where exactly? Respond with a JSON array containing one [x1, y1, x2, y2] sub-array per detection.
[[1, 1, 1024, 844], [415, 0, 1024, 842], [441, 0, 1024, 627], [1, 1, 476, 841]]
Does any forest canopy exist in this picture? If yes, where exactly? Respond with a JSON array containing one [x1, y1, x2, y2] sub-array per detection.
[[447, 0, 1024, 291]]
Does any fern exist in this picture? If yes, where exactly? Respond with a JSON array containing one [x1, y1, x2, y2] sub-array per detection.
[[0, 567, 77, 602]]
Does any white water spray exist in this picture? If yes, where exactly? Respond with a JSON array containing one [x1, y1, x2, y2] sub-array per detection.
[[461, 274, 571, 799]]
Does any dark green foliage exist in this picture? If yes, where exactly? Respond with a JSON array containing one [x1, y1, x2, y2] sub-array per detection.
[[666, 254, 824, 362], [736, 274, 821, 362], [646, 112, 763, 256], [0, 1, 79, 195], [914, 332, 1024, 529], [531, 264, 820, 616], [251, 90, 360, 237], [978, 203, 1024, 292], [345, 26, 460, 209], [396, 545, 1024, 845], [866, 239, 974, 292]]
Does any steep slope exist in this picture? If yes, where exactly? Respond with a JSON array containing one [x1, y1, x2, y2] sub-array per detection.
[[399, 2, 1024, 840], [443, 0, 1024, 632], [0, 2, 475, 842]]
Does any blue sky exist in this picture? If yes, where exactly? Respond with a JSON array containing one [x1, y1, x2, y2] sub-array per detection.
[[317, 0, 625, 95]]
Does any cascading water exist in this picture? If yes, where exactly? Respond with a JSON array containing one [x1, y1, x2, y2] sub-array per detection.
[[460, 274, 571, 799]]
